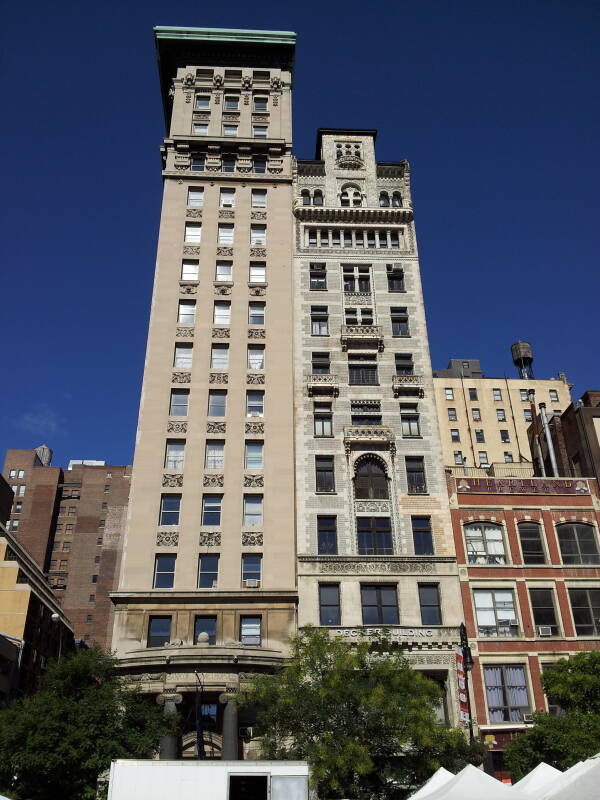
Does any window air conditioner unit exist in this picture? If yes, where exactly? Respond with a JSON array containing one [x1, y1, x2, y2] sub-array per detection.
[[522, 713, 534, 723], [244, 578, 260, 588], [537, 625, 553, 636]]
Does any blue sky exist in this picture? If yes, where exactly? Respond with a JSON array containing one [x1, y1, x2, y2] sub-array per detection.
[[1, 0, 598, 468]]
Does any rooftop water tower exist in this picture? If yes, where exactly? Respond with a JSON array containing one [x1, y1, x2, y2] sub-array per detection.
[[511, 341, 535, 379]]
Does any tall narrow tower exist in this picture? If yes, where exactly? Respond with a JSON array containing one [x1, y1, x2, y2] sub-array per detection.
[[111, 28, 297, 758], [293, 131, 463, 721]]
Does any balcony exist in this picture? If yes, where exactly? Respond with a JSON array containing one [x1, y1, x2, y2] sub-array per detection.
[[392, 374, 425, 397], [343, 425, 396, 456], [340, 324, 384, 352], [307, 373, 339, 396]]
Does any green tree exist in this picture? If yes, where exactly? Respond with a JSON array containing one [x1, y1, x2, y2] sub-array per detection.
[[240, 628, 482, 799], [0, 647, 174, 800], [506, 652, 600, 780]]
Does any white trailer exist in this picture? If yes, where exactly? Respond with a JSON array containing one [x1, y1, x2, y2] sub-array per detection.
[[107, 759, 311, 800]]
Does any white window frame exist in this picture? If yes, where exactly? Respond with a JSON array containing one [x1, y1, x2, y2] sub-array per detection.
[[250, 225, 267, 245], [187, 187, 204, 207], [251, 189, 267, 208], [215, 261, 233, 282], [218, 224, 234, 245], [219, 188, 236, 208], [243, 495, 263, 527], [249, 262, 266, 283], [213, 302, 231, 325], [184, 223, 202, 243], [181, 260, 199, 281]]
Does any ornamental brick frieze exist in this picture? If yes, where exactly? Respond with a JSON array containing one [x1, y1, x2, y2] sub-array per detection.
[[175, 327, 194, 339], [248, 286, 266, 296], [172, 371, 191, 384], [242, 532, 263, 546], [218, 210, 235, 219], [162, 474, 183, 488], [209, 372, 229, 384], [199, 531, 221, 547], [156, 531, 179, 547], [250, 211, 267, 220], [183, 246, 201, 256], [206, 421, 226, 433], [343, 291, 372, 306], [216, 247, 233, 257], [214, 285, 232, 296], [246, 373, 265, 385], [167, 421, 187, 434], [317, 561, 435, 575], [249, 247, 266, 258], [354, 500, 390, 514], [212, 327, 230, 339], [245, 421, 264, 434], [179, 284, 197, 295], [248, 328, 266, 339], [244, 474, 264, 488], [203, 474, 224, 487], [186, 209, 202, 219]]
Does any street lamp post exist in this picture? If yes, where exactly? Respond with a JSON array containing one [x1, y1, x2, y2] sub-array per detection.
[[51, 613, 62, 662], [459, 622, 475, 742]]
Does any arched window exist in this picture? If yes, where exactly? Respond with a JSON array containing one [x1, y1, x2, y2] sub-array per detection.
[[556, 523, 600, 564], [340, 190, 350, 207], [392, 192, 402, 207], [464, 522, 506, 565], [340, 185, 361, 208], [354, 457, 389, 499], [313, 190, 323, 206], [301, 190, 311, 206], [379, 192, 390, 207]]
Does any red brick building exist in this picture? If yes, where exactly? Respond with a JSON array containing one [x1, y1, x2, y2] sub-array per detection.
[[2, 448, 131, 649], [448, 469, 600, 778]]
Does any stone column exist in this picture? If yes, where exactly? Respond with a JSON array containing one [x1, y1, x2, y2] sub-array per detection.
[[220, 691, 239, 760], [156, 690, 183, 760]]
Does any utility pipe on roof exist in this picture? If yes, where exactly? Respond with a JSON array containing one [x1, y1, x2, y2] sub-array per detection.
[[539, 402, 559, 477]]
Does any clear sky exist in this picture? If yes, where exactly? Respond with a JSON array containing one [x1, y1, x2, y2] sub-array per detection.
[[1, 0, 598, 468]]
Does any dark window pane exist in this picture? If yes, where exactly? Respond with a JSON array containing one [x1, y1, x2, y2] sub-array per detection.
[[147, 616, 171, 647], [518, 523, 546, 564], [319, 584, 341, 626], [317, 516, 338, 554], [194, 616, 217, 645], [412, 517, 434, 555]]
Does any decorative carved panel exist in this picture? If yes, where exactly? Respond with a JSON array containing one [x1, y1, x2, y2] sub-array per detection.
[[249, 247, 266, 258], [249, 286, 266, 296], [212, 328, 230, 338], [209, 373, 228, 384], [218, 210, 235, 219], [354, 500, 391, 513], [183, 246, 201, 256], [246, 373, 265, 385], [156, 531, 179, 547], [207, 421, 226, 434], [186, 209, 202, 218], [179, 284, 197, 295], [214, 285, 232, 296], [245, 421, 264, 434], [242, 532, 263, 546], [244, 474, 264, 487], [250, 211, 267, 220], [167, 421, 188, 434], [199, 531, 221, 547], [248, 328, 266, 339], [216, 247, 233, 257], [317, 561, 435, 575], [203, 475, 224, 488], [176, 327, 194, 338], [172, 372, 191, 384], [162, 474, 183, 488]]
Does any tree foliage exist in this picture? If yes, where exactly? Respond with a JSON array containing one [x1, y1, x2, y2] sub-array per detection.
[[240, 628, 483, 799], [0, 647, 173, 800], [506, 652, 600, 780]]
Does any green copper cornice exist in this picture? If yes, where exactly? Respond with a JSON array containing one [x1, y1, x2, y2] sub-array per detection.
[[154, 26, 296, 46]]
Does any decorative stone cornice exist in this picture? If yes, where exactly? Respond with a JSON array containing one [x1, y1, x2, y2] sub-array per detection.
[[156, 531, 179, 547], [307, 373, 339, 396], [203, 475, 224, 488], [199, 531, 221, 547], [293, 205, 413, 223], [162, 474, 183, 488]]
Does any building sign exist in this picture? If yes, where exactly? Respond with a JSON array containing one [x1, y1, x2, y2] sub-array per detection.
[[454, 646, 470, 723], [456, 478, 589, 496], [327, 626, 458, 643]]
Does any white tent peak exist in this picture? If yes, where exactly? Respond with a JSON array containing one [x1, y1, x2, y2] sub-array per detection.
[[513, 762, 562, 794]]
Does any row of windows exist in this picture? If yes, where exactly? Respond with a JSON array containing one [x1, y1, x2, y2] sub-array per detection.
[[319, 583, 441, 626], [308, 306, 410, 335], [7, 469, 25, 479], [313, 455, 427, 496], [309, 263, 406, 292], [299, 190, 403, 209], [169, 389, 264, 417], [189, 155, 268, 174], [173, 343, 265, 370], [471, 585, 600, 639], [312, 400, 421, 438], [184, 223, 267, 245], [305, 228, 404, 249], [451, 428, 512, 444], [186, 187, 267, 208], [444, 386, 561, 404], [148, 613, 262, 648], [465, 521, 600, 566], [448, 406, 527, 423], [315, 514, 434, 556], [164, 439, 264, 471], [309, 352, 416, 386], [192, 122, 269, 138], [159, 494, 263, 527], [182, 259, 267, 284], [195, 93, 269, 111], [153, 553, 261, 589], [177, 300, 266, 325], [453, 450, 515, 466]]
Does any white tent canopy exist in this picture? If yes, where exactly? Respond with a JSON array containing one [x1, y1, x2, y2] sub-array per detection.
[[512, 763, 561, 795], [410, 767, 454, 799], [409, 764, 528, 800], [539, 754, 600, 800]]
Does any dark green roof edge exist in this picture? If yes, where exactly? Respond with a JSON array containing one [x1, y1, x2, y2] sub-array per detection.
[[154, 26, 296, 45]]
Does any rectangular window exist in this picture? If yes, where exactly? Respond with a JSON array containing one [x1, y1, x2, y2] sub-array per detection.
[[361, 585, 399, 625], [448, 408, 457, 421], [224, 94, 239, 110], [219, 188, 235, 208], [468, 388, 478, 401], [315, 456, 335, 492], [210, 344, 229, 370], [319, 584, 341, 626], [249, 262, 266, 283], [569, 588, 600, 636], [240, 616, 261, 645], [253, 157, 266, 174], [198, 555, 219, 588], [348, 354, 378, 385], [549, 389, 559, 403], [194, 616, 217, 645], [246, 391, 264, 417], [173, 344, 194, 369], [497, 409, 506, 422], [311, 352, 330, 374], [223, 124, 238, 137], [243, 495, 263, 527], [500, 430, 510, 443], [218, 224, 234, 245], [213, 301, 231, 325], [484, 665, 530, 722], [311, 306, 329, 335], [222, 155, 236, 173], [395, 353, 414, 375], [391, 308, 409, 337], [147, 616, 171, 647], [248, 302, 265, 325], [351, 400, 381, 425], [309, 263, 327, 290], [474, 589, 519, 637], [165, 440, 185, 470], [187, 188, 204, 207], [247, 345, 265, 370], [493, 388, 502, 401], [524, 409, 533, 422], [195, 94, 210, 109], [475, 429, 485, 443], [215, 261, 233, 282], [400, 404, 420, 437], [518, 523, 546, 564], [184, 223, 202, 243], [244, 441, 264, 470], [191, 156, 205, 172], [558, 524, 600, 564], [357, 517, 393, 555], [201, 495, 222, 526], [253, 95, 268, 111], [178, 300, 196, 324], [169, 389, 189, 416], [192, 123, 208, 136], [387, 263, 405, 292], [181, 260, 199, 281], [406, 456, 426, 494], [250, 225, 266, 245], [159, 495, 180, 526], [472, 408, 481, 421], [153, 554, 176, 589], [412, 517, 434, 555], [479, 451, 489, 467], [205, 440, 225, 470], [317, 516, 337, 555], [520, 389, 529, 401], [314, 402, 333, 437], [251, 189, 267, 208], [465, 522, 506, 564], [504, 451, 514, 462], [242, 554, 262, 584], [207, 390, 227, 417], [445, 388, 454, 401], [450, 429, 460, 442], [529, 588, 558, 635], [253, 124, 268, 138], [419, 584, 442, 625]]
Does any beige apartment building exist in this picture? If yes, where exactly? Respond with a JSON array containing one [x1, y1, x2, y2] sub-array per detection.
[[433, 355, 571, 470], [110, 28, 298, 758], [293, 130, 464, 723]]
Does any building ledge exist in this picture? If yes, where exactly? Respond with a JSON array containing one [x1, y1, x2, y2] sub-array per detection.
[[393, 374, 425, 397], [293, 205, 413, 223], [341, 324, 384, 351], [307, 373, 339, 396]]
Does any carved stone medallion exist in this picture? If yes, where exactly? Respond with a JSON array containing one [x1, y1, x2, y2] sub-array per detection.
[[248, 328, 266, 339], [245, 421, 264, 434], [206, 421, 226, 433], [203, 474, 224, 487], [156, 531, 179, 547]]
